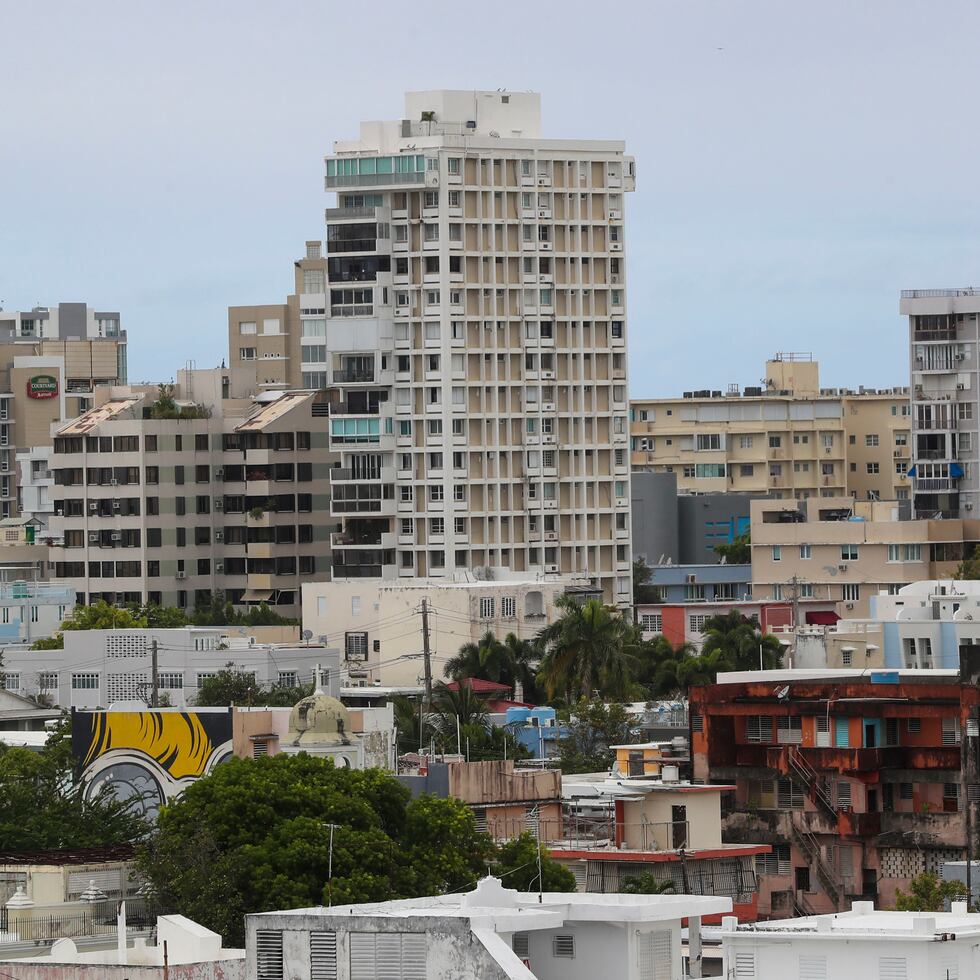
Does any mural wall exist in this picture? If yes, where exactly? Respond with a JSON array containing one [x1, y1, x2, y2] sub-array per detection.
[[72, 709, 234, 820]]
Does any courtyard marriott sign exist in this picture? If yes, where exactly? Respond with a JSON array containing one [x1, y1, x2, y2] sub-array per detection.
[[27, 374, 59, 399]]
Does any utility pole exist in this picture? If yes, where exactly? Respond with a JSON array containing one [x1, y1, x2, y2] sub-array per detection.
[[789, 575, 801, 632], [420, 598, 433, 711], [150, 638, 159, 708]]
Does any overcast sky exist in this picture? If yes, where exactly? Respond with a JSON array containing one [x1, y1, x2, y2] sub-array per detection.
[[3, 0, 979, 395]]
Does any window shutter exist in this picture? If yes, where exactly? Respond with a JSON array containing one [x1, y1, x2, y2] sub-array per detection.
[[310, 932, 337, 980], [878, 957, 908, 980], [734, 951, 756, 977], [255, 930, 284, 980], [512, 933, 530, 958], [350, 932, 426, 980], [799, 955, 827, 979], [552, 935, 575, 958]]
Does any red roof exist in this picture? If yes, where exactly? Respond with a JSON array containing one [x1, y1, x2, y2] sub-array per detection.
[[446, 678, 512, 694], [806, 610, 840, 625]]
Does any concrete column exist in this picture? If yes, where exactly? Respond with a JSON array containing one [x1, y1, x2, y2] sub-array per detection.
[[688, 915, 702, 979]]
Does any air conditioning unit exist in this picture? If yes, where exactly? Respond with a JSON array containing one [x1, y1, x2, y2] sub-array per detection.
[[966, 503, 975, 511], [55, 508, 63, 517], [845, 602, 854, 610], [215, 562, 224, 573], [110, 531, 121, 541], [215, 530, 224, 542], [545, 563, 559, 572], [215, 468, 224, 479], [89, 502, 97, 511], [112, 500, 121, 511], [175, 571, 186, 580], [110, 478, 118, 486], [956, 353, 966, 361], [88, 532, 98, 543], [214, 498, 224, 510], [957, 383, 966, 390], [685, 574, 697, 584], [838, 564, 848, 571]]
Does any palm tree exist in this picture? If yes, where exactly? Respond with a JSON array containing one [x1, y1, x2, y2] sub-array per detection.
[[700, 610, 784, 672], [443, 631, 510, 684], [621, 872, 676, 895], [537, 596, 639, 701], [427, 682, 491, 751], [392, 694, 427, 755], [499, 632, 540, 701]]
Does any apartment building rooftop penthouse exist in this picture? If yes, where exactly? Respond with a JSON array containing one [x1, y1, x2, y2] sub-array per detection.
[[631, 354, 911, 503], [232, 90, 636, 604], [900, 287, 980, 519], [47, 372, 333, 617]]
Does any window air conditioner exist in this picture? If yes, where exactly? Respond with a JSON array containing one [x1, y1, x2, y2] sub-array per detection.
[[110, 478, 118, 486], [215, 562, 224, 573], [176, 571, 186, 580], [110, 532, 121, 541], [215, 530, 224, 542]]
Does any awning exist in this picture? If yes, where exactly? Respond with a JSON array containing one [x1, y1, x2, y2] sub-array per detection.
[[951, 462, 965, 478], [907, 465, 916, 477], [241, 589, 274, 602], [806, 611, 840, 625]]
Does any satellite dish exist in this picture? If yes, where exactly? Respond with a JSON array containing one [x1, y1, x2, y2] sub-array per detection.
[[774, 686, 790, 700]]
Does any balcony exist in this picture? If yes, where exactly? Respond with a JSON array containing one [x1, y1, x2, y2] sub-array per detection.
[[324, 206, 382, 221], [332, 369, 375, 384], [330, 304, 373, 318]]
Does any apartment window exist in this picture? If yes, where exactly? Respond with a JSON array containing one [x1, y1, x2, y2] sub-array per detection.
[[502, 596, 516, 619], [772, 584, 783, 600], [746, 716, 772, 743], [793, 434, 808, 445], [772, 546, 781, 561], [865, 434, 879, 447], [447, 157, 461, 174], [840, 544, 859, 561], [739, 435, 753, 448], [639, 613, 663, 634], [841, 648, 852, 666], [867, 462, 879, 474], [480, 596, 495, 619], [769, 435, 781, 448], [38, 672, 58, 691], [158, 672, 183, 690], [942, 716, 960, 745], [239, 321, 256, 335], [429, 517, 444, 535], [799, 544, 811, 559], [697, 434, 722, 451], [72, 673, 99, 690], [770, 464, 782, 477], [842, 584, 860, 602], [240, 347, 257, 361], [740, 464, 754, 477]]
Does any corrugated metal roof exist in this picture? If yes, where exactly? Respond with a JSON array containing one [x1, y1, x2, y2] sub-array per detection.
[[235, 391, 313, 432], [58, 397, 141, 435]]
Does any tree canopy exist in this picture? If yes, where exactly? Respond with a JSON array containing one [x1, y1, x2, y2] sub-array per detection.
[[632, 558, 664, 604], [493, 832, 576, 892], [138, 754, 497, 944], [714, 531, 751, 565], [31, 595, 296, 650], [556, 700, 632, 774], [0, 718, 147, 851], [954, 545, 980, 580], [893, 872, 968, 911], [194, 663, 313, 707]]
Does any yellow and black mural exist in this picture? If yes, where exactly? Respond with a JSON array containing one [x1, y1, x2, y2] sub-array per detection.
[[72, 710, 233, 820]]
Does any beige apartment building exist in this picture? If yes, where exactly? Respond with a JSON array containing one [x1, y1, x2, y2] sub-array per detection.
[[47, 373, 334, 617], [749, 496, 974, 619], [229, 90, 635, 605], [0, 303, 126, 523], [631, 355, 911, 503]]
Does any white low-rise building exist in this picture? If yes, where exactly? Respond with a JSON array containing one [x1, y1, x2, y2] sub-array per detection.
[[302, 575, 596, 687], [246, 875, 730, 980], [1, 627, 340, 708], [720, 900, 980, 979]]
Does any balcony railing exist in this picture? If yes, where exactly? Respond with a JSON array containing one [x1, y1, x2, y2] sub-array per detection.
[[330, 305, 373, 317], [326, 239, 378, 254], [325, 172, 424, 188], [915, 477, 957, 491], [332, 369, 375, 384], [325, 206, 382, 221]]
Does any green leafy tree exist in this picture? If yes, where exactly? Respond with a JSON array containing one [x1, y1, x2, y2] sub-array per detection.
[[894, 872, 968, 911], [537, 596, 640, 701], [635, 635, 696, 697], [700, 610, 783, 671], [954, 545, 980, 580], [194, 663, 310, 708], [138, 754, 493, 944], [633, 558, 664, 604], [493, 832, 576, 891], [621, 872, 676, 895], [714, 531, 751, 565], [393, 694, 427, 755], [0, 716, 147, 850], [556, 700, 632, 774], [147, 383, 210, 420]]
